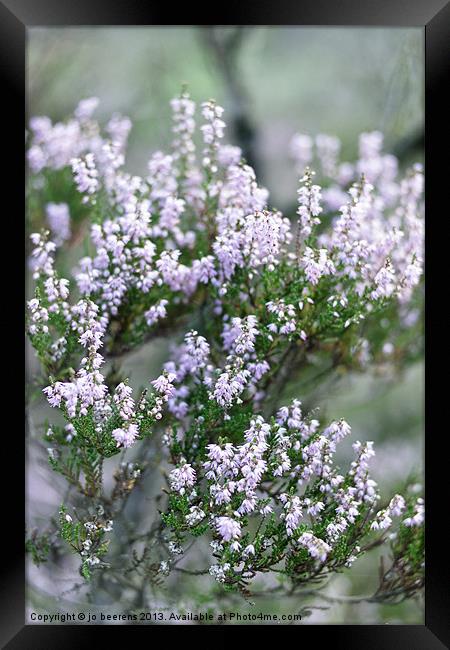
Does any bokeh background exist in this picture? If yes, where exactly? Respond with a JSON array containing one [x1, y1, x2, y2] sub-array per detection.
[[26, 26, 424, 624]]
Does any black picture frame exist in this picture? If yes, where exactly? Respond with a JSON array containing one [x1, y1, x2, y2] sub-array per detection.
[[3, 0, 448, 646]]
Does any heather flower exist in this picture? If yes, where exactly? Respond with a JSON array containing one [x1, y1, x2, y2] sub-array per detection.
[[45, 203, 71, 246], [215, 516, 241, 542], [112, 424, 139, 448], [169, 461, 196, 494], [106, 114, 132, 150], [212, 366, 251, 408], [171, 90, 196, 168], [29, 231, 57, 279], [296, 167, 322, 243], [324, 419, 352, 446], [403, 498, 424, 527], [113, 382, 135, 420], [71, 153, 99, 198], [371, 494, 406, 531], [297, 532, 331, 562], [201, 101, 225, 147], [371, 259, 396, 300], [301, 247, 335, 285], [223, 315, 259, 355], [186, 505, 206, 527], [281, 494, 304, 536], [267, 299, 297, 336], [151, 372, 177, 398], [145, 299, 169, 327]]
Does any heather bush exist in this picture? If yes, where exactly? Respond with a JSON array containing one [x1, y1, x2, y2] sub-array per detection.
[[26, 91, 424, 616]]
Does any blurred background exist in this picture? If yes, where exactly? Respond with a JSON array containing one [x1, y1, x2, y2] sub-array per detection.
[[26, 26, 424, 624]]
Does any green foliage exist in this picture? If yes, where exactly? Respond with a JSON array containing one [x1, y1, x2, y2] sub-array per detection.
[[59, 506, 84, 547], [58, 505, 112, 581]]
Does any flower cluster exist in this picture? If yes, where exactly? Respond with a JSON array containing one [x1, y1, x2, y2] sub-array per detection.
[[403, 497, 425, 527], [371, 494, 406, 530], [296, 167, 322, 243], [164, 403, 418, 588], [29, 93, 423, 376], [42, 301, 176, 458], [27, 97, 131, 174], [26, 91, 424, 598], [291, 130, 423, 309]]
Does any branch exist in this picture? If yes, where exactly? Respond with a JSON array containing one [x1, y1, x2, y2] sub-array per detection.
[[199, 27, 260, 176]]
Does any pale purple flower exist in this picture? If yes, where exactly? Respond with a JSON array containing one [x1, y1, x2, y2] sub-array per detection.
[[403, 498, 424, 527], [215, 516, 241, 542], [296, 168, 322, 240], [113, 382, 135, 420], [151, 372, 177, 398], [71, 153, 99, 197], [169, 461, 196, 494], [46, 203, 71, 246], [297, 531, 331, 562], [112, 424, 139, 448], [301, 247, 335, 285], [145, 299, 169, 327]]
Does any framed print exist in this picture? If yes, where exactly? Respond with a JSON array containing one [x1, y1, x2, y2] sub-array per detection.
[[1, 0, 448, 646]]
